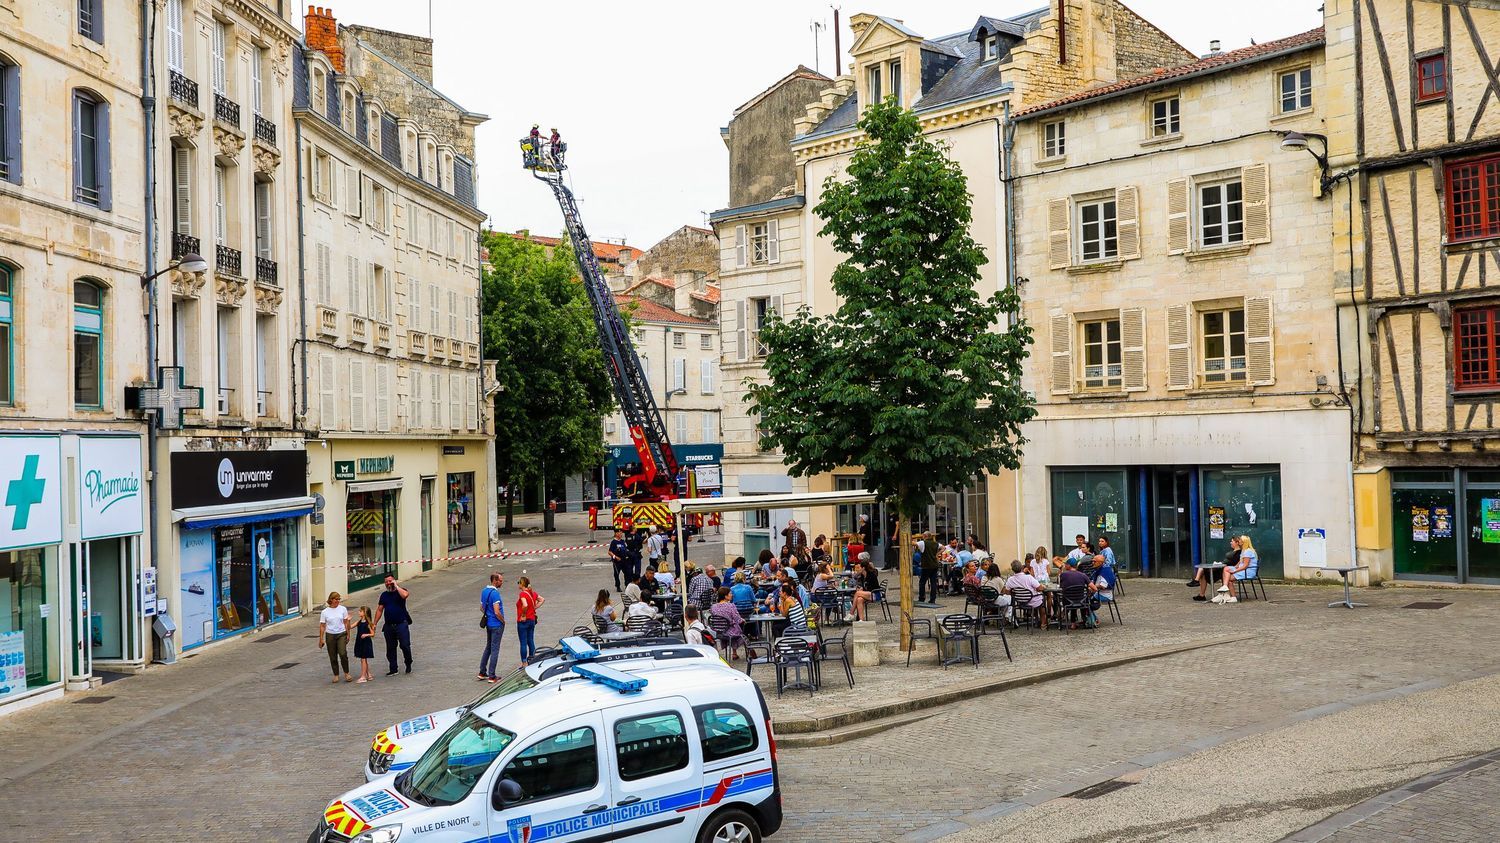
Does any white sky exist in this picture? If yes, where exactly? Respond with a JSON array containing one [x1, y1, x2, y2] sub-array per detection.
[[327, 0, 1324, 249]]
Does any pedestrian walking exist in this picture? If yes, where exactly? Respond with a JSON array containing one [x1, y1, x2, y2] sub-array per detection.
[[478, 572, 506, 682], [353, 606, 374, 682], [516, 576, 544, 664], [318, 592, 352, 684], [372, 575, 413, 676]]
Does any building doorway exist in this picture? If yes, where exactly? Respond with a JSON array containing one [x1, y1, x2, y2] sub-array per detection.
[[1152, 468, 1193, 579], [82, 538, 138, 665], [348, 489, 399, 591], [420, 478, 435, 572]]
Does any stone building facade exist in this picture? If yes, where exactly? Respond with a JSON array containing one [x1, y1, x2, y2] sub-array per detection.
[[1011, 29, 1349, 580], [0, 0, 154, 712], [724, 66, 830, 206], [296, 7, 494, 599], [1326, 0, 1500, 583]]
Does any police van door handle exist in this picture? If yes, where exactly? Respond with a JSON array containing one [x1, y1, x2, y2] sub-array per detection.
[[616, 797, 641, 806], [583, 804, 608, 814]]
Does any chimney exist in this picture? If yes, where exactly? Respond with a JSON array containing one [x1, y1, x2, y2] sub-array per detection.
[[1209, 39, 1221, 54], [304, 6, 345, 73]]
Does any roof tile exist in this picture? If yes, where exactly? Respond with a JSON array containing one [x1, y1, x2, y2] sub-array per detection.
[[614, 295, 716, 326]]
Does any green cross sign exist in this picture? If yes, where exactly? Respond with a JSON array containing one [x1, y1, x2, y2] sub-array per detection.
[[6, 454, 45, 531]]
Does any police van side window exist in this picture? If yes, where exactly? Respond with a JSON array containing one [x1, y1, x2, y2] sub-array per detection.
[[614, 711, 689, 780], [694, 704, 758, 762], [500, 727, 597, 804]]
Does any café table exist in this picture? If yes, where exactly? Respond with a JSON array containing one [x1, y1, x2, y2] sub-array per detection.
[[1325, 565, 1370, 609]]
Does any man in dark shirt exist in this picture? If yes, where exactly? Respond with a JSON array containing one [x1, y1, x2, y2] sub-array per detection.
[[372, 575, 413, 675], [607, 530, 632, 592]]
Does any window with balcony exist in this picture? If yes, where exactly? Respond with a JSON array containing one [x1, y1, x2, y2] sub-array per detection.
[[1417, 54, 1448, 103], [254, 313, 273, 416], [1279, 67, 1312, 112], [72, 90, 111, 209], [216, 306, 236, 414], [1446, 156, 1500, 243], [214, 163, 229, 246], [211, 21, 228, 96], [2, 57, 21, 184], [1456, 306, 1500, 391], [73, 280, 104, 408], [1042, 120, 1065, 159], [1150, 96, 1180, 137], [1080, 318, 1122, 389], [172, 146, 194, 251]]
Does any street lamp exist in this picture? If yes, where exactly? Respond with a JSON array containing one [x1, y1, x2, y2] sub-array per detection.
[[142, 252, 208, 284], [1276, 131, 1358, 198]]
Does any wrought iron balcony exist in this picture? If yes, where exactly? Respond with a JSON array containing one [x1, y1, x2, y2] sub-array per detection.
[[173, 231, 201, 260], [254, 114, 276, 145], [169, 71, 199, 109], [216, 244, 242, 277], [214, 93, 240, 128], [255, 256, 278, 285]]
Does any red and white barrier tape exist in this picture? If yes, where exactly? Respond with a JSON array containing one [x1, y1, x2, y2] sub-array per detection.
[[322, 543, 605, 572]]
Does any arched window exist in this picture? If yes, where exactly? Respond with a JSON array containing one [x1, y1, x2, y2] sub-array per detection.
[[73, 89, 111, 209], [0, 262, 13, 404], [73, 279, 105, 408], [0, 53, 19, 184]]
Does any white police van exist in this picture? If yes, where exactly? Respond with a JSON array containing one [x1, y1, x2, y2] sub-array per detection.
[[314, 637, 783, 843], [364, 639, 703, 782]]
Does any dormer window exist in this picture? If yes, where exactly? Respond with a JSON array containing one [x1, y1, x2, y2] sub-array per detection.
[[866, 64, 883, 104], [984, 34, 1000, 61], [889, 61, 902, 106]]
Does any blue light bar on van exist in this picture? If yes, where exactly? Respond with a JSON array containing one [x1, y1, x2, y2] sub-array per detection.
[[560, 636, 600, 660], [571, 662, 647, 694]]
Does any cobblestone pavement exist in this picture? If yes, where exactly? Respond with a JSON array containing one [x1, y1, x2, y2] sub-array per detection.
[[1289, 748, 1500, 843], [1, 517, 1498, 843]]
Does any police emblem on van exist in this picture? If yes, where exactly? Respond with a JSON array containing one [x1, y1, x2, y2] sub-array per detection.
[[507, 816, 532, 843]]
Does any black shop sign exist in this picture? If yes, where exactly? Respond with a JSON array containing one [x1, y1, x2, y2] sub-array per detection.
[[171, 450, 307, 508]]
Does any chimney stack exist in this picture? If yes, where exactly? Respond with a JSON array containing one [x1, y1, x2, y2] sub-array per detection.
[[1209, 39, 1221, 54], [304, 6, 345, 73]]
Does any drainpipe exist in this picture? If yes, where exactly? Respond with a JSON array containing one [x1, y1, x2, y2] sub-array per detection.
[[294, 119, 308, 425], [140, 0, 161, 592], [1000, 101, 1023, 557]]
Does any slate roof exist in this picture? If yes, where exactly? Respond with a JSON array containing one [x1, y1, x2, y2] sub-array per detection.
[[614, 295, 716, 326], [1015, 27, 1326, 118]]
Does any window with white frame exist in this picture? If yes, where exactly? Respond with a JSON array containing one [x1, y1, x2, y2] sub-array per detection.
[[213, 163, 228, 245], [1198, 178, 1244, 247], [983, 34, 1000, 61], [672, 358, 686, 392], [312, 148, 332, 202], [1077, 198, 1118, 262], [251, 47, 265, 116], [1043, 120, 1065, 158], [1080, 318, 1123, 389], [1150, 96, 1180, 137], [1279, 67, 1312, 113], [211, 20, 228, 96], [750, 223, 770, 263], [673, 332, 685, 348], [889, 60, 903, 106], [751, 297, 770, 357], [1201, 307, 1247, 383], [699, 333, 712, 350], [866, 64, 883, 103], [166, 0, 185, 73], [674, 412, 687, 443]]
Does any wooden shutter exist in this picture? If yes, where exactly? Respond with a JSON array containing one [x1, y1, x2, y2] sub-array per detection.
[[1049, 313, 1073, 395], [1047, 198, 1071, 269], [430, 371, 442, 429], [213, 164, 227, 244], [766, 219, 780, 263], [449, 373, 462, 430], [769, 295, 782, 317], [1121, 306, 1147, 391], [673, 358, 686, 391], [1245, 295, 1275, 385], [319, 353, 337, 430], [735, 225, 747, 267], [428, 285, 439, 332], [255, 181, 272, 259], [734, 300, 747, 362], [349, 359, 366, 430], [346, 167, 362, 218], [411, 370, 424, 428], [95, 100, 111, 210], [701, 360, 714, 394], [347, 255, 360, 315], [166, 0, 184, 72], [467, 376, 478, 430], [375, 364, 391, 431], [1166, 178, 1190, 255], [332, 160, 344, 212], [2, 65, 20, 182], [212, 21, 227, 95], [1165, 303, 1192, 390], [1115, 186, 1140, 260], [317, 243, 331, 304], [173, 146, 192, 235], [1242, 163, 1270, 244]]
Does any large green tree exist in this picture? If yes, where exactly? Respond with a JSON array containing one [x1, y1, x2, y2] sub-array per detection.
[[747, 100, 1036, 646], [482, 230, 615, 531]]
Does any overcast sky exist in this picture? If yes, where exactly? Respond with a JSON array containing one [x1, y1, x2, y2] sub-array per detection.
[[327, 1, 1323, 249]]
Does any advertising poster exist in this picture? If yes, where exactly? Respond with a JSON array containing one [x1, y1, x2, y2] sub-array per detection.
[[1104, 512, 1119, 533], [178, 530, 215, 649], [1483, 499, 1500, 545], [0, 630, 26, 702], [1411, 506, 1430, 543], [1208, 506, 1226, 540], [1431, 507, 1452, 540]]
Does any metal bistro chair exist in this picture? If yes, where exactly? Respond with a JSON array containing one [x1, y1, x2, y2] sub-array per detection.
[[706, 612, 734, 660], [772, 637, 817, 698], [1057, 583, 1095, 631], [1233, 565, 1267, 602], [812, 590, 843, 628], [1009, 587, 1042, 632], [869, 589, 893, 623], [571, 625, 604, 647], [903, 609, 934, 667], [975, 586, 1012, 662], [814, 626, 855, 688], [937, 614, 980, 669]]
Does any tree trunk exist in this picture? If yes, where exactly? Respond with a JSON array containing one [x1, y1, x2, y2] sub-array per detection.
[[898, 483, 914, 652]]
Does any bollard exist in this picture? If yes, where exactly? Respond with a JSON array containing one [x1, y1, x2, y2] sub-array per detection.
[[851, 620, 881, 667]]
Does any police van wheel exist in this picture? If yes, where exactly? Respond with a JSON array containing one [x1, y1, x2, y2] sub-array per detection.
[[698, 808, 761, 843]]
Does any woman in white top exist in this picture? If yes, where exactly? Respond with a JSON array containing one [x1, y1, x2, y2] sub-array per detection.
[[1216, 535, 1258, 603], [318, 592, 353, 683]]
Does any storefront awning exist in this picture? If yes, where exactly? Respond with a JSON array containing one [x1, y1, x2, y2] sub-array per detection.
[[173, 496, 317, 530], [346, 479, 404, 493]]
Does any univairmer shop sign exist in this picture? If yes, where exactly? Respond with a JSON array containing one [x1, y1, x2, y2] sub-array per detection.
[[171, 450, 307, 509]]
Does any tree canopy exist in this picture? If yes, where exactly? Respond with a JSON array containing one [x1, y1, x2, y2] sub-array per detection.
[[481, 230, 615, 520], [747, 99, 1036, 519]]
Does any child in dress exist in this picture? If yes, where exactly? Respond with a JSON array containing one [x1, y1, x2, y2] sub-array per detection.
[[353, 606, 375, 682]]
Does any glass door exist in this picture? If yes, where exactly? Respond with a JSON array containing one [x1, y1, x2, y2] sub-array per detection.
[[252, 527, 273, 625], [1392, 476, 1459, 581], [1152, 469, 1192, 579], [1464, 470, 1500, 583], [420, 479, 434, 571], [213, 525, 254, 636]]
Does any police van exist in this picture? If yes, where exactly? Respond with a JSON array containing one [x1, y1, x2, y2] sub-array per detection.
[[364, 639, 703, 782], [313, 637, 783, 843]]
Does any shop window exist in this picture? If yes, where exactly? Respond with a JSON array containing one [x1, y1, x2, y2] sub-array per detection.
[[348, 488, 398, 590], [1446, 156, 1500, 243], [0, 548, 58, 702], [1417, 53, 1447, 102], [447, 472, 476, 551], [73, 279, 105, 408], [0, 262, 13, 404], [1455, 305, 1500, 391]]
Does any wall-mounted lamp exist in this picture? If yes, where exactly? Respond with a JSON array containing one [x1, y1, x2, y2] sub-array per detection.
[[141, 252, 208, 285], [1276, 131, 1358, 198]]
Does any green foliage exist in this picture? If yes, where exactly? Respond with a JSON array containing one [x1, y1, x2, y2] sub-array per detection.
[[482, 230, 615, 489], [746, 100, 1036, 517]]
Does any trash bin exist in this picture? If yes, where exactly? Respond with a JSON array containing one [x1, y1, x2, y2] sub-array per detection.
[[153, 614, 178, 665], [543, 499, 557, 533]]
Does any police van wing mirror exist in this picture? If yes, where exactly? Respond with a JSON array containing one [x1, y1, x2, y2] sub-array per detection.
[[493, 778, 524, 809]]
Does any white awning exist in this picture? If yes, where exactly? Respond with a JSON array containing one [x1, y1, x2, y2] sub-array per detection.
[[172, 496, 317, 528], [346, 479, 404, 493], [667, 489, 877, 515]]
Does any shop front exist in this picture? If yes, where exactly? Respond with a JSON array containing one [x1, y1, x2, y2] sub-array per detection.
[[169, 448, 309, 650], [73, 435, 148, 677], [1390, 468, 1500, 584], [0, 435, 65, 711]]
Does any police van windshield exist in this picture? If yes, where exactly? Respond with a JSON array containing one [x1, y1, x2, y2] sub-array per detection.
[[400, 713, 515, 806], [466, 667, 538, 710]]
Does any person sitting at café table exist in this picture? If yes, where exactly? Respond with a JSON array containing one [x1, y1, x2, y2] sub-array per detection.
[[637, 571, 660, 600], [729, 572, 757, 614], [1193, 536, 1240, 602], [961, 560, 984, 591], [810, 535, 829, 564], [1057, 557, 1097, 629], [1092, 554, 1118, 603], [1215, 535, 1257, 604], [653, 563, 676, 590], [981, 562, 1013, 620], [625, 588, 660, 619], [687, 563, 717, 608], [1005, 559, 1047, 628], [761, 571, 792, 613], [812, 562, 836, 592], [708, 587, 746, 659], [622, 578, 642, 607], [778, 582, 810, 633], [849, 556, 882, 622]]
